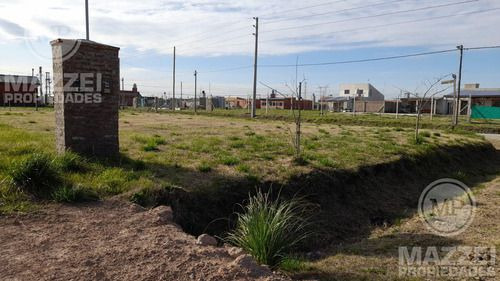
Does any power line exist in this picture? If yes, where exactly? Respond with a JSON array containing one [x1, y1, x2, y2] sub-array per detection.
[[260, 49, 458, 68], [259, 6, 500, 44], [263, 0, 408, 24], [259, 0, 347, 19], [261, 0, 479, 33]]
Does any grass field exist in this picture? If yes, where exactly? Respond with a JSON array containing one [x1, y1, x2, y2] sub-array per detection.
[[0, 107, 489, 212], [0, 107, 499, 281], [163, 108, 500, 134]]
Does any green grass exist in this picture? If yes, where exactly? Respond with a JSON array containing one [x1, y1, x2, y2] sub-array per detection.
[[0, 108, 491, 214], [165, 108, 500, 134], [8, 153, 61, 199], [226, 190, 313, 267]]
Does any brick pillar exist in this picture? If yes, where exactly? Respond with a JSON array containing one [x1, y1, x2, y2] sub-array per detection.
[[51, 39, 120, 157]]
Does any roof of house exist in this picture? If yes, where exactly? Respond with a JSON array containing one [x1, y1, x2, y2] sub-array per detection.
[[444, 89, 500, 98], [0, 74, 40, 84]]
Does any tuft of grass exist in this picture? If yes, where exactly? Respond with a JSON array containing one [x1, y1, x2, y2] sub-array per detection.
[[279, 256, 310, 272], [8, 153, 60, 198], [197, 162, 213, 173], [318, 157, 337, 168], [236, 164, 251, 173], [226, 190, 313, 267], [52, 185, 98, 203], [95, 168, 135, 195], [219, 155, 240, 166], [54, 152, 87, 172], [433, 132, 441, 137], [421, 131, 431, 138], [318, 128, 330, 135], [133, 134, 167, 151]]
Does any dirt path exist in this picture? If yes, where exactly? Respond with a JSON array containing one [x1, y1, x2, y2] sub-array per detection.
[[0, 200, 288, 281]]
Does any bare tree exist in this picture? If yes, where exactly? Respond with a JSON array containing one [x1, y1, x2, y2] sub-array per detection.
[[260, 81, 305, 161], [402, 76, 450, 143]]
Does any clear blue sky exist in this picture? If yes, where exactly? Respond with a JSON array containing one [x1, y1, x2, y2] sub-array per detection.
[[1, 0, 499, 99]]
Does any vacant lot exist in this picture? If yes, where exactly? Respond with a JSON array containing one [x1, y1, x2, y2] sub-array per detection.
[[0, 108, 498, 281], [0, 108, 489, 211], [170, 108, 500, 134]]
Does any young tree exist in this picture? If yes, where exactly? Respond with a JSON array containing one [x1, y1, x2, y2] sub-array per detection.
[[403, 76, 450, 143], [260, 81, 304, 162]]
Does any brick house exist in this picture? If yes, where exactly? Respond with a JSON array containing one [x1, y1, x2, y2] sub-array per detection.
[[119, 83, 142, 107], [261, 92, 313, 110], [225, 97, 249, 109], [0, 74, 40, 106]]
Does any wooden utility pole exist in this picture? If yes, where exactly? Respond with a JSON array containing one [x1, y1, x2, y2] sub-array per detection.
[[172, 46, 176, 110], [194, 70, 197, 114], [455, 45, 464, 126], [85, 0, 90, 40], [251, 17, 259, 118]]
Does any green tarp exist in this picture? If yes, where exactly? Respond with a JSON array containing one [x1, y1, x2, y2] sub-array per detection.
[[471, 105, 500, 120]]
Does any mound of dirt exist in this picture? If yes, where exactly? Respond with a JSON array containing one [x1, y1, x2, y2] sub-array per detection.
[[0, 200, 289, 281]]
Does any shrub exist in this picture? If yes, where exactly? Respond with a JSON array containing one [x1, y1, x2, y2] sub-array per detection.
[[52, 185, 98, 203], [9, 153, 60, 198], [226, 190, 313, 267]]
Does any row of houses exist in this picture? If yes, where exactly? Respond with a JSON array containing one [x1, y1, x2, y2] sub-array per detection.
[[321, 83, 500, 116], [1, 74, 499, 118]]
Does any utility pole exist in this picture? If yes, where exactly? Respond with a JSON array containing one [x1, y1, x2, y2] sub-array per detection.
[[430, 96, 434, 121], [45, 72, 50, 104], [180, 81, 183, 109], [266, 93, 269, 114], [85, 0, 90, 40], [296, 82, 302, 158], [37, 66, 43, 111], [172, 46, 176, 110], [396, 92, 400, 119], [121, 78, 124, 91], [194, 70, 198, 114], [467, 94, 472, 123], [456, 45, 464, 126], [251, 17, 259, 118]]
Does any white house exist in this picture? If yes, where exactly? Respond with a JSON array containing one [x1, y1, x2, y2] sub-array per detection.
[[339, 83, 385, 101]]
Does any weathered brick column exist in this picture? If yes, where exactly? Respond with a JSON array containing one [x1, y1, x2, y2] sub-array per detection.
[[51, 39, 120, 157]]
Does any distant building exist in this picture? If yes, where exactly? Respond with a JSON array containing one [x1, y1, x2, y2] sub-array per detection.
[[323, 83, 385, 112], [226, 97, 249, 109], [260, 91, 312, 110], [0, 74, 40, 107], [119, 83, 142, 107], [339, 83, 384, 101]]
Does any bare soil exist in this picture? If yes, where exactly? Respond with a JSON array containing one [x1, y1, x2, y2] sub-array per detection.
[[0, 199, 289, 281]]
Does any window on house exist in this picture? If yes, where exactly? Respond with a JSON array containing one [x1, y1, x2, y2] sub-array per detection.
[[357, 89, 364, 95], [344, 89, 350, 95]]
